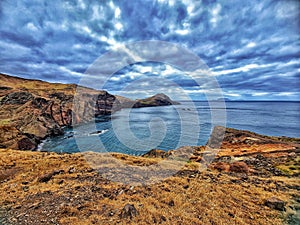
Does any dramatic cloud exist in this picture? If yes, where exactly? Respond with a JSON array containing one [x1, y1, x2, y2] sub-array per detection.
[[0, 0, 299, 100]]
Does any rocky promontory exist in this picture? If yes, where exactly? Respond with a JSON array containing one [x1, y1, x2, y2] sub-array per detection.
[[0, 73, 178, 150]]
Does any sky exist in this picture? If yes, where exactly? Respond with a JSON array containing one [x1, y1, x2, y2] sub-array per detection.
[[0, 0, 299, 100]]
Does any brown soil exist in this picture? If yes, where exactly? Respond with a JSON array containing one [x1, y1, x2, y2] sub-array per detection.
[[0, 127, 299, 225]]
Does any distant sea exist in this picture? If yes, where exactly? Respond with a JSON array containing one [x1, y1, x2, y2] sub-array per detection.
[[40, 101, 300, 155]]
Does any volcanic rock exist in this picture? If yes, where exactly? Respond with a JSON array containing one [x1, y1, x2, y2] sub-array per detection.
[[119, 204, 138, 219], [229, 162, 249, 173], [265, 197, 285, 211], [0, 73, 178, 150], [133, 93, 179, 108]]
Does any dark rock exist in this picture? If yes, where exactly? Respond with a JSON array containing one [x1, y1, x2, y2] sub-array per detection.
[[160, 215, 167, 222], [119, 204, 138, 219], [77, 205, 84, 211], [142, 149, 170, 158], [206, 126, 226, 148], [103, 192, 111, 198], [133, 93, 179, 108], [48, 92, 72, 101], [95, 91, 121, 116], [49, 124, 64, 136], [68, 167, 76, 174], [57, 180, 64, 185], [37, 170, 63, 183], [0, 92, 33, 105], [0, 86, 12, 90], [265, 197, 285, 211], [17, 138, 36, 150], [32, 97, 48, 108], [38, 173, 53, 183], [228, 213, 235, 218], [152, 217, 157, 223], [168, 200, 175, 207]]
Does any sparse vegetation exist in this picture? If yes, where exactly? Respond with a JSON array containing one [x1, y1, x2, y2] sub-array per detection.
[[0, 144, 299, 225], [0, 119, 10, 125], [276, 156, 300, 176]]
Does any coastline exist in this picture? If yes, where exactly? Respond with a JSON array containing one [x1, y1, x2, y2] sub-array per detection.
[[0, 127, 299, 225], [0, 73, 178, 151]]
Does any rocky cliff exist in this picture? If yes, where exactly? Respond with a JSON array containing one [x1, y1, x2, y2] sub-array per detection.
[[0, 74, 178, 150]]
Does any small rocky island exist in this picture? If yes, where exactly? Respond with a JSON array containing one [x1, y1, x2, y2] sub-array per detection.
[[133, 93, 179, 108], [0, 73, 178, 150]]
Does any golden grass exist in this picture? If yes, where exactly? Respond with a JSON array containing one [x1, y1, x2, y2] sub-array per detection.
[[0, 148, 298, 225]]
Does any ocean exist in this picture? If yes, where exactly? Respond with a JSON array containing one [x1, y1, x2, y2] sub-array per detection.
[[39, 101, 300, 155]]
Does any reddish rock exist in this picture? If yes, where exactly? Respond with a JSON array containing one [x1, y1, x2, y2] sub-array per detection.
[[212, 162, 230, 172], [18, 137, 36, 150], [229, 161, 249, 173], [0, 74, 178, 150]]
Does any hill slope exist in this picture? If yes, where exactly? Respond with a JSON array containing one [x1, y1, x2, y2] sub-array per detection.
[[0, 73, 177, 150], [0, 127, 299, 225]]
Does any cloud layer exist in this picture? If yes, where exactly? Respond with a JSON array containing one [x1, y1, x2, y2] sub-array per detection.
[[0, 0, 299, 100]]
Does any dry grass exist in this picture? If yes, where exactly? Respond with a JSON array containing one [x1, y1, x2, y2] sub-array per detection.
[[0, 148, 298, 225], [276, 156, 300, 176]]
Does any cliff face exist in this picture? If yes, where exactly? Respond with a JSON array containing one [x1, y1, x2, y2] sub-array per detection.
[[0, 74, 122, 150], [0, 74, 177, 150]]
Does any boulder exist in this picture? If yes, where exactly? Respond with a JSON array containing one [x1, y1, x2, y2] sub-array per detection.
[[206, 126, 226, 148], [265, 197, 285, 211], [212, 162, 230, 172], [18, 137, 36, 150], [119, 204, 138, 219], [229, 162, 249, 173]]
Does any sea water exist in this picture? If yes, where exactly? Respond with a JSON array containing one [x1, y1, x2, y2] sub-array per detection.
[[40, 101, 300, 155]]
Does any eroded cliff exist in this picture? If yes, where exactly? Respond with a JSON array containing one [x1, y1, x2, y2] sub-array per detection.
[[0, 74, 177, 150]]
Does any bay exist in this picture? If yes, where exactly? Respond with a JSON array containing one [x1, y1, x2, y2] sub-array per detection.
[[40, 101, 300, 155]]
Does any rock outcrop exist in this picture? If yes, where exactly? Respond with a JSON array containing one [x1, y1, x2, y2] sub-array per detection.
[[0, 73, 178, 150], [264, 197, 286, 211], [0, 74, 123, 149]]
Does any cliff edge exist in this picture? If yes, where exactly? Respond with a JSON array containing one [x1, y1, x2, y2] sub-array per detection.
[[0, 74, 178, 150]]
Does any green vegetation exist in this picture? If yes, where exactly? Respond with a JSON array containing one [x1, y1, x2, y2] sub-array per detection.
[[0, 119, 11, 126], [276, 156, 300, 176]]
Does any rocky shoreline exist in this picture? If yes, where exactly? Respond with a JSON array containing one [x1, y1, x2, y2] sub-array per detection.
[[0, 126, 299, 224], [0, 73, 299, 224], [0, 73, 178, 150]]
